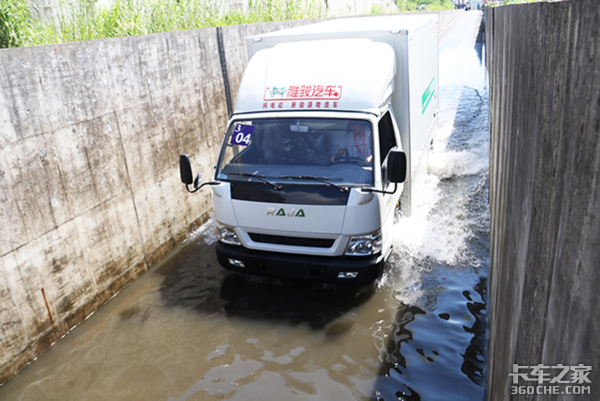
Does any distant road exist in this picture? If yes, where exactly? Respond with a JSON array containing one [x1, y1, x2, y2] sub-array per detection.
[[440, 11, 483, 51]]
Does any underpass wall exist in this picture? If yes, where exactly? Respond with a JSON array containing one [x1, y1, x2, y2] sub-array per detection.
[[0, 28, 227, 384], [486, 1, 600, 399], [0, 19, 321, 384], [0, 10, 462, 384]]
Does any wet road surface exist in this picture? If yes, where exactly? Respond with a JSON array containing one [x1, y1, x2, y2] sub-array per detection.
[[0, 11, 488, 401]]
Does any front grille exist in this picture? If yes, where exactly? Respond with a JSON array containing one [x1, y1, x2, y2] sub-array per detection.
[[249, 233, 335, 248]]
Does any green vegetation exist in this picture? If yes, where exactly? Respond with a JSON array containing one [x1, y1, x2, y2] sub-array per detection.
[[3, 0, 326, 47], [0, 0, 455, 48], [395, 0, 455, 13], [0, 0, 32, 48], [29, 0, 327, 44], [485, 0, 544, 7]]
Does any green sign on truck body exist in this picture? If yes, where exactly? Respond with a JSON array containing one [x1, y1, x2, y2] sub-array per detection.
[[422, 77, 435, 114]]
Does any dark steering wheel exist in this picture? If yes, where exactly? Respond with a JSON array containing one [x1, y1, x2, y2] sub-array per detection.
[[334, 156, 364, 164]]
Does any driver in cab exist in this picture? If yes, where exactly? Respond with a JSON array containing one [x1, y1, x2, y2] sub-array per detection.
[[330, 120, 373, 164]]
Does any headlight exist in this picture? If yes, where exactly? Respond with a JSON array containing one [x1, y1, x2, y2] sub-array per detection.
[[344, 230, 382, 256], [216, 223, 241, 246]]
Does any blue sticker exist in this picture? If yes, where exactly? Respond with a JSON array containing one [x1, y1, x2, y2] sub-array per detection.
[[230, 124, 254, 146]]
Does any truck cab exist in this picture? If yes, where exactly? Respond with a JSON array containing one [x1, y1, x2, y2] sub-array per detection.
[[181, 16, 439, 284]]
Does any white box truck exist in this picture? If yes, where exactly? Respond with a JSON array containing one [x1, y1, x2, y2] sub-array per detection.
[[180, 15, 439, 284], [468, 0, 482, 11]]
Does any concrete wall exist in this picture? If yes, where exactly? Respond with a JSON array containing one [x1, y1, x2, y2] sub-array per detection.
[[486, 1, 600, 399], [0, 28, 224, 384], [0, 18, 322, 385], [0, 10, 462, 384]]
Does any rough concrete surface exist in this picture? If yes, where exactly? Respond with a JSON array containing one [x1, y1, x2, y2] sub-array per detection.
[[0, 10, 463, 384], [0, 29, 228, 383], [486, 1, 600, 400]]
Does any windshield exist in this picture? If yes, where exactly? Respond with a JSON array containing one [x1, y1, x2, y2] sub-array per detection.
[[216, 118, 373, 186]]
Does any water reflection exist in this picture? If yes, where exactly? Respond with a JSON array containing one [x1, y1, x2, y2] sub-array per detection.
[[153, 240, 384, 400], [156, 247, 227, 316], [220, 276, 375, 329], [156, 237, 376, 330], [373, 267, 487, 401], [379, 303, 427, 377], [461, 277, 487, 388]]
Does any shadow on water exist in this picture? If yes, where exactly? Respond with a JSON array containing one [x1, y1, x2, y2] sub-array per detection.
[[154, 240, 227, 317], [475, 23, 485, 66], [219, 275, 375, 330], [155, 239, 375, 331]]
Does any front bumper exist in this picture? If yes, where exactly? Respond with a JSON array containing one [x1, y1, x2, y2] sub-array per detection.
[[215, 242, 385, 284]]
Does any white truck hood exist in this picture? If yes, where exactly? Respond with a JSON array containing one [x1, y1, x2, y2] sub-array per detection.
[[232, 200, 346, 235]]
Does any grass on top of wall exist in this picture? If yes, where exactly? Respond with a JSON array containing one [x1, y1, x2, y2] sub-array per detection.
[[1, 0, 455, 48]]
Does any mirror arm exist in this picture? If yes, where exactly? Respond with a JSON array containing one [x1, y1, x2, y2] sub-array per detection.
[[185, 181, 220, 194], [361, 183, 398, 195]]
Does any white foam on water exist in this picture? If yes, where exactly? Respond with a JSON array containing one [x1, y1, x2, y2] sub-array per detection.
[[428, 139, 488, 180], [391, 88, 489, 271], [183, 213, 218, 246], [391, 175, 472, 268]]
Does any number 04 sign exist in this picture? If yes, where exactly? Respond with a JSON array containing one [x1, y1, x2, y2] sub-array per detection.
[[230, 124, 254, 146]]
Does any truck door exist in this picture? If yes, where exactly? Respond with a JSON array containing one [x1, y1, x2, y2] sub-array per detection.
[[377, 111, 400, 220]]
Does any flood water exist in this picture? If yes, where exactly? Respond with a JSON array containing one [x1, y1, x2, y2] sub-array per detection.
[[0, 12, 488, 401]]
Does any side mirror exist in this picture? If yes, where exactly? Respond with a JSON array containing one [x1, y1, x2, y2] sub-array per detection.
[[180, 153, 215, 193], [180, 154, 194, 185], [387, 150, 407, 183]]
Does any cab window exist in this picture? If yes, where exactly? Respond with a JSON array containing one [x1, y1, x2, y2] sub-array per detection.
[[378, 111, 397, 166]]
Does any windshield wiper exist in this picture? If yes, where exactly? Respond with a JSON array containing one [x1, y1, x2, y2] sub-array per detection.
[[229, 172, 283, 190], [278, 175, 349, 193]]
